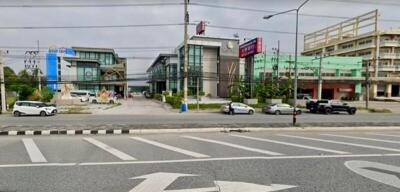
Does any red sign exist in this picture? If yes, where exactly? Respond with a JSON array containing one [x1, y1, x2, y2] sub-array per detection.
[[239, 37, 263, 58], [196, 21, 206, 35]]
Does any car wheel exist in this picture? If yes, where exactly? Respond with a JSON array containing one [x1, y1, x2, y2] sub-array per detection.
[[275, 110, 281, 115], [92, 100, 97, 104], [248, 110, 254, 115], [40, 111, 46, 117], [296, 110, 302, 115], [348, 108, 356, 115], [13, 111, 20, 117], [109, 100, 115, 104], [324, 108, 332, 114]]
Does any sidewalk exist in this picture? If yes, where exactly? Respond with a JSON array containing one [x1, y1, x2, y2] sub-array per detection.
[[90, 95, 172, 115]]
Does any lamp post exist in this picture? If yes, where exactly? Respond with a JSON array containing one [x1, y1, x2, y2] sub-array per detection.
[[263, 0, 310, 126]]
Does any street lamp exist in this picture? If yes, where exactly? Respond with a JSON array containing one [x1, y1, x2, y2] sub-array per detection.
[[263, 0, 310, 126]]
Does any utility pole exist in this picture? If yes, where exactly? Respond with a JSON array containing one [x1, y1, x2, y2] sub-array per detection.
[[263, 46, 267, 83], [272, 40, 280, 81], [0, 50, 6, 113], [366, 61, 370, 109], [37, 40, 42, 94], [182, 0, 189, 112], [196, 76, 199, 111], [318, 56, 323, 100]]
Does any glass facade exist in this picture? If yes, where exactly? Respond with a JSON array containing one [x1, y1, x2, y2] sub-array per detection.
[[75, 51, 115, 66], [77, 64, 100, 81], [168, 64, 177, 93], [180, 45, 203, 95]]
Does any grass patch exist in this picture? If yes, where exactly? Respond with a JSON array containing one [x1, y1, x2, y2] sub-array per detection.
[[59, 107, 91, 114], [368, 108, 392, 113], [188, 103, 223, 110], [357, 107, 392, 113], [103, 103, 122, 110], [248, 103, 265, 109]]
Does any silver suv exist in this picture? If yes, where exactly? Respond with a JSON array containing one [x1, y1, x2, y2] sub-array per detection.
[[13, 101, 57, 117]]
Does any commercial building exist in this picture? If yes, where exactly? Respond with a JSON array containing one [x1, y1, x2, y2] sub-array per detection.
[[253, 54, 363, 100], [302, 10, 400, 98], [45, 47, 76, 92], [147, 35, 240, 98], [46, 47, 128, 97], [147, 54, 178, 94]]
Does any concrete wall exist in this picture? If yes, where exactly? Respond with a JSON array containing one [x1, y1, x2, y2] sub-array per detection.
[[202, 47, 218, 97]]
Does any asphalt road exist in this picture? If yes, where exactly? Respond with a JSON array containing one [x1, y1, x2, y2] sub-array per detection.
[[1, 112, 400, 130], [0, 130, 400, 191]]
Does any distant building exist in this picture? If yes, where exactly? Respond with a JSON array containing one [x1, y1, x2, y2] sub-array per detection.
[[302, 10, 400, 98], [59, 47, 128, 96], [253, 54, 363, 100], [147, 54, 178, 94], [147, 35, 240, 98], [45, 47, 75, 92]]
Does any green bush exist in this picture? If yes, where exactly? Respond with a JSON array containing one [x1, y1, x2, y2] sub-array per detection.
[[166, 96, 182, 109], [6, 96, 16, 109], [41, 88, 54, 102], [154, 93, 162, 101], [199, 91, 205, 96]]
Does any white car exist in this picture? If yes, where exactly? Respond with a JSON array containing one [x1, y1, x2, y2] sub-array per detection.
[[70, 90, 90, 102], [220, 102, 255, 115], [90, 96, 118, 104], [13, 101, 57, 117]]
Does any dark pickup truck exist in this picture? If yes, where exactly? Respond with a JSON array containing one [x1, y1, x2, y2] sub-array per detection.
[[306, 100, 357, 115]]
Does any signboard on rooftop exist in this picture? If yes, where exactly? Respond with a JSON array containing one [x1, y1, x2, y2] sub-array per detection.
[[239, 37, 262, 58], [196, 21, 206, 35]]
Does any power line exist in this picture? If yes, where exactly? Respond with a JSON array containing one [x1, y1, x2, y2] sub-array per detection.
[[0, 2, 182, 8], [317, 0, 400, 6], [204, 24, 304, 35], [0, 23, 184, 30], [189, 2, 400, 23]]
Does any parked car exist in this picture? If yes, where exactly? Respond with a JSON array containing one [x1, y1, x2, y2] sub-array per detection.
[[263, 103, 302, 115], [306, 99, 357, 115], [220, 102, 255, 115], [70, 90, 90, 102], [90, 95, 118, 104], [13, 101, 57, 117]]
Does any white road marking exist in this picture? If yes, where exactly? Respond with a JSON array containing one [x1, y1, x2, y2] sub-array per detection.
[[21, 138, 47, 163], [83, 138, 136, 161], [130, 172, 197, 192], [321, 133, 400, 144], [79, 153, 400, 166], [0, 163, 76, 168], [131, 137, 210, 158], [231, 134, 350, 154], [182, 136, 283, 156], [1, 153, 400, 168], [345, 160, 400, 189], [366, 133, 400, 138], [278, 134, 400, 153]]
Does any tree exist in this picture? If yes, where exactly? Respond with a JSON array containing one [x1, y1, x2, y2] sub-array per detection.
[[4, 66, 17, 89]]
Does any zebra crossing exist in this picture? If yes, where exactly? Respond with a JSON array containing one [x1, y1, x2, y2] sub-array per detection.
[[0, 131, 400, 164]]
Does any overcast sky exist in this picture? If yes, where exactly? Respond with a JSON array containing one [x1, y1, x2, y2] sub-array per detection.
[[1, 0, 400, 85]]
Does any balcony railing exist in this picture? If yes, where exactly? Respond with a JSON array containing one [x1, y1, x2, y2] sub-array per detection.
[[380, 52, 400, 59], [380, 40, 400, 47]]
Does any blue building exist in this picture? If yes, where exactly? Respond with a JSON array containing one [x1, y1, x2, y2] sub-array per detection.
[[46, 48, 75, 92]]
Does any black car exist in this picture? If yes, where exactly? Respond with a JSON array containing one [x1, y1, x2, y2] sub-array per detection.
[[306, 100, 357, 115]]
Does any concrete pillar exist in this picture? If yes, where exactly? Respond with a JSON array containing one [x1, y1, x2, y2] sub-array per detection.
[[386, 83, 392, 97], [317, 80, 322, 100], [371, 84, 378, 98]]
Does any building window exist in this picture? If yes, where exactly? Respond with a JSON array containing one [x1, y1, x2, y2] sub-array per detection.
[[340, 43, 353, 49]]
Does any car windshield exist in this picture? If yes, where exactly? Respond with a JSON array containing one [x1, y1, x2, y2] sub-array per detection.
[[0, 1, 396, 192]]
